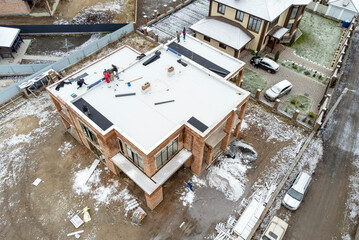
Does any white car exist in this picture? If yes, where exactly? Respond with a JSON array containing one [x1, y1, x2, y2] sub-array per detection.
[[282, 172, 312, 211], [264, 80, 293, 101], [261, 216, 288, 240]]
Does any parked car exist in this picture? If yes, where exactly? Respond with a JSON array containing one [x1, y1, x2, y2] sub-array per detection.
[[250, 57, 279, 73], [261, 216, 288, 240], [282, 172, 312, 211], [264, 80, 293, 101]]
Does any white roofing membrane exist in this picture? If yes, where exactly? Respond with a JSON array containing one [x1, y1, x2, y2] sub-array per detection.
[[0, 27, 20, 48], [174, 35, 246, 75], [215, 0, 312, 21], [49, 44, 249, 154], [190, 18, 252, 50]]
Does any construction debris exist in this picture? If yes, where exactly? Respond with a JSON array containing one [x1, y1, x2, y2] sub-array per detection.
[[32, 178, 42, 186], [131, 207, 147, 226], [115, 93, 136, 97], [83, 159, 100, 184], [82, 207, 91, 223], [125, 199, 139, 216], [67, 230, 84, 237], [154, 100, 175, 105], [70, 214, 84, 229]]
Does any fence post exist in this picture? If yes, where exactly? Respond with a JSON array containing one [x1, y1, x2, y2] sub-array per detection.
[[292, 110, 300, 121], [273, 99, 280, 111], [143, 15, 148, 24], [172, 0, 176, 8], [255, 89, 261, 99], [163, 4, 167, 14], [181, 0, 185, 4], [313, 2, 319, 12], [154, 10, 158, 20], [144, 27, 148, 36], [155, 34, 159, 43]]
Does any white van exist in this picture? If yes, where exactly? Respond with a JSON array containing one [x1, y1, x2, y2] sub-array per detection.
[[282, 172, 312, 211], [261, 216, 288, 240]]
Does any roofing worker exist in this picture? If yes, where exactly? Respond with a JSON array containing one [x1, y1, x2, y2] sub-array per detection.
[[112, 64, 118, 78], [103, 70, 110, 83], [77, 78, 88, 89], [82, 105, 91, 116], [183, 27, 186, 41], [176, 31, 180, 43]]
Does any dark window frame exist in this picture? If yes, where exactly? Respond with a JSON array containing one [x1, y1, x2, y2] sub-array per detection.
[[235, 10, 244, 22], [290, 6, 299, 19], [78, 119, 99, 146], [155, 137, 179, 169], [125, 144, 144, 170], [247, 15, 262, 33], [219, 42, 227, 49], [217, 3, 226, 15], [204, 35, 211, 42], [118, 138, 124, 153]]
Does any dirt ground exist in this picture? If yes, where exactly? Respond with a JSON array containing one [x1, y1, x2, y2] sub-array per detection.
[[24, 34, 94, 56], [0, 0, 135, 25], [0, 89, 317, 240]]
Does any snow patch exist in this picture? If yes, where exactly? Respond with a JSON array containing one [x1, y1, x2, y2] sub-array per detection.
[[346, 156, 359, 223], [58, 141, 73, 157], [207, 153, 248, 202], [179, 175, 207, 207]]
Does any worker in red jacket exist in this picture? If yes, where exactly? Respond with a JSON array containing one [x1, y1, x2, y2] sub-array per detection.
[[103, 70, 110, 83]]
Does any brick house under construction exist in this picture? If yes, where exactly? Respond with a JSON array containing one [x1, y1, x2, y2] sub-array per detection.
[[46, 36, 250, 210]]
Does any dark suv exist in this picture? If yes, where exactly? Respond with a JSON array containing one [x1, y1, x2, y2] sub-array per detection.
[[250, 57, 279, 73]]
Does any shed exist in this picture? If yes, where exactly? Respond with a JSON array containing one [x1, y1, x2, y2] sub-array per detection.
[[327, 0, 359, 21], [0, 26, 23, 59]]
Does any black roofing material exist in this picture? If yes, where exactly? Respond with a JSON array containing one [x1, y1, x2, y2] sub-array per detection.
[[68, 73, 89, 82], [154, 100, 175, 105], [177, 59, 188, 67], [143, 51, 161, 66], [115, 93, 136, 97], [73, 98, 113, 131], [187, 117, 208, 133], [167, 42, 230, 77]]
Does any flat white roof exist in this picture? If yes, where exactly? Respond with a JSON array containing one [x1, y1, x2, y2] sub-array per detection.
[[190, 18, 253, 50], [0, 27, 20, 48], [49, 43, 249, 155], [168, 35, 246, 76], [215, 0, 311, 21]]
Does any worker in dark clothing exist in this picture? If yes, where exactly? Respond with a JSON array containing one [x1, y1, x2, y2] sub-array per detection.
[[112, 64, 118, 78], [82, 105, 91, 116], [77, 78, 88, 89]]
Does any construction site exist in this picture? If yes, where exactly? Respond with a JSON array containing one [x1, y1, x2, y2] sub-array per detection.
[[1, 0, 359, 240]]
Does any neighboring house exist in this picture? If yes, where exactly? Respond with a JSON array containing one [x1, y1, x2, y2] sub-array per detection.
[[47, 36, 250, 210], [190, 0, 311, 57], [326, 0, 359, 21]]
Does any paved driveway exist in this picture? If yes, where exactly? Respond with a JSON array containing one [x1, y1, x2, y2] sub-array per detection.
[[240, 51, 327, 113]]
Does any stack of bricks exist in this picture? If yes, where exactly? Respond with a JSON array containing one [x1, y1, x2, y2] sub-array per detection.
[[0, 0, 30, 16]]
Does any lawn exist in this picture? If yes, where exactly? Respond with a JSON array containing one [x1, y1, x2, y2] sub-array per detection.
[[279, 95, 316, 125], [291, 11, 342, 68], [241, 68, 267, 95]]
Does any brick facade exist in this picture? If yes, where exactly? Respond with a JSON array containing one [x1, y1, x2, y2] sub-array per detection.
[[0, 0, 30, 16]]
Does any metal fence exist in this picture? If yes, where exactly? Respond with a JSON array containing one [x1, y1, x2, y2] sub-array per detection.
[[0, 24, 128, 34], [0, 63, 50, 76], [0, 22, 134, 105]]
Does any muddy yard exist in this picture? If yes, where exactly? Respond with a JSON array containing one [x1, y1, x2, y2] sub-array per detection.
[[0, 85, 325, 240]]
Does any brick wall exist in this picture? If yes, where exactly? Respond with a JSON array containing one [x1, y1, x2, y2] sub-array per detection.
[[0, 0, 30, 15]]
